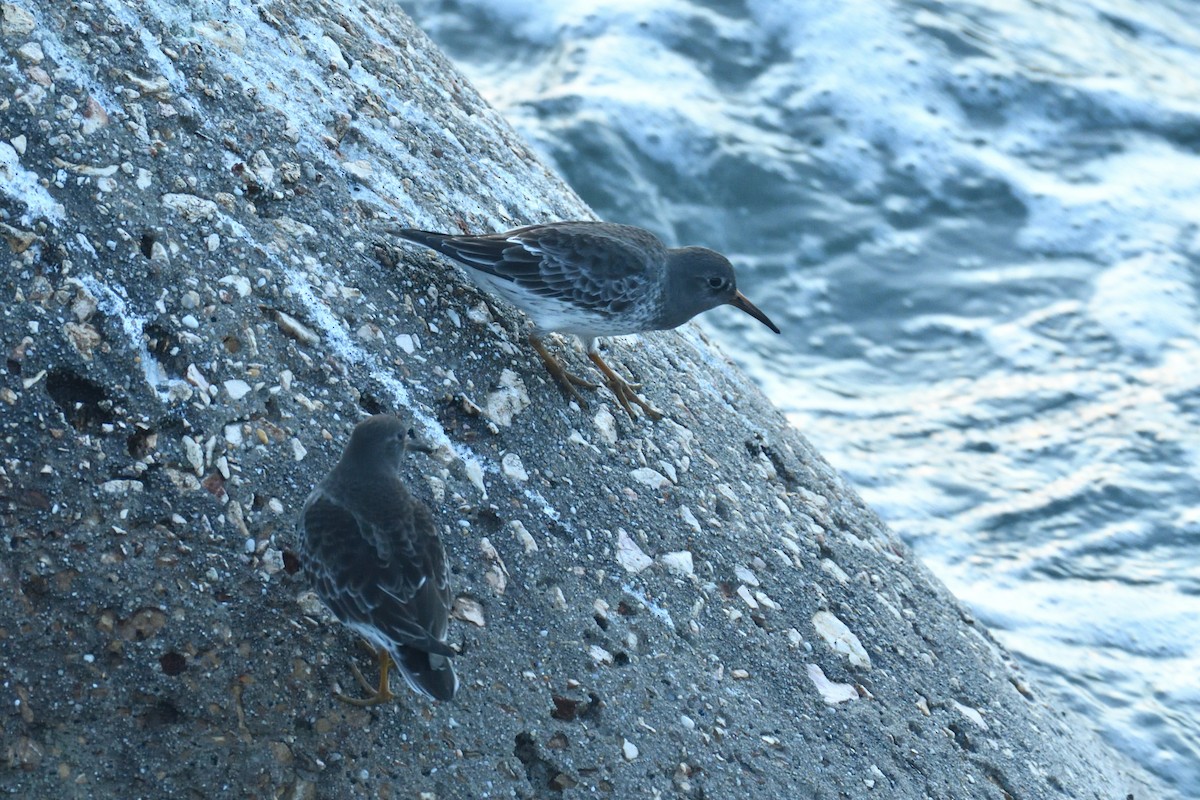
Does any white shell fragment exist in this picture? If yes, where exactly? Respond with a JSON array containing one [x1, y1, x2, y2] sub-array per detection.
[[616, 529, 653, 574], [484, 369, 530, 427], [812, 610, 872, 669], [501, 452, 529, 482], [631, 467, 670, 490], [807, 664, 858, 705], [224, 379, 252, 400], [660, 550, 694, 577], [451, 597, 486, 627]]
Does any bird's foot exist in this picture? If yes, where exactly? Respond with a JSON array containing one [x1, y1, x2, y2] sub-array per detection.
[[334, 647, 396, 706], [529, 335, 599, 407], [588, 352, 664, 421]]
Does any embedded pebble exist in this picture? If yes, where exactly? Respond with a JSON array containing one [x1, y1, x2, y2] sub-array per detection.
[[272, 310, 320, 346], [484, 369, 530, 427], [501, 452, 528, 482], [218, 274, 252, 297], [162, 192, 218, 223], [660, 550, 694, 577], [735, 565, 760, 587], [224, 379, 252, 400], [451, 597, 486, 627], [101, 479, 144, 494], [17, 42, 43, 63], [812, 610, 872, 669], [290, 438, 308, 462], [715, 483, 739, 504], [631, 467, 670, 490], [736, 585, 759, 610], [615, 529, 653, 574], [182, 435, 204, 475], [547, 586, 567, 611], [592, 406, 618, 445], [1, 5, 35, 36], [589, 645, 614, 665], [224, 425, 244, 446], [679, 505, 701, 532], [510, 520, 538, 553], [394, 333, 417, 354], [807, 663, 858, 705], [731, 668, 750, 680], [621, 739, 638, 761], [185, 364, 211, 394], [953, 701, 989, 730]]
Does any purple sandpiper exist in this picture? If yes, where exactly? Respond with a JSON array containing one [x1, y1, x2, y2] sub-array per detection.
[[390, 221, 780, 420], [300, 414, 458, 704]]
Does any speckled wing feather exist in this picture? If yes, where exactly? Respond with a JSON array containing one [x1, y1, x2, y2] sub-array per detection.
[[301, 482, 453, 660], [396, 223, 665, 317]]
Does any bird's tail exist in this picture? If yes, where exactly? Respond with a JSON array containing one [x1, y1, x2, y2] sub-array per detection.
[[387, 227, 453, 251], [394, 646, 459, 702]]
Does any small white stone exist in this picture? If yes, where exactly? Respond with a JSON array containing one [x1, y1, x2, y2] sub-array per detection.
[[484, 369, 530, 427], [547, 586, 567, 611], [17, 42, 43, 63], [616, 529, 653, 574], [679, 714, 696, 731], [205, 233, 220, 252], [736, 585, 759, 610], [224, 379, 252, 400], [291, 438, 308, 462], [451, 597, 486, 627], [679, 505, 701, 532], [510, 520, 538, 553], [592, 406, 618, 445], [734, 565, 760, 587], [182, 435, 204, 475], [10, 135, 27, 156], [953, 701, 989, 730], [589, 644, 614, 665], [812, 610, 872, 669], [731, 668, 750, 680], [183, 364, 210, 395], [394, 333, 416, 354], [181, 314, 199, 329], [501, 452, 528, 482], [621, 739, 638, 761], [660, 550, 694, 577], [268, 498, 284, 515], [218, 274, 252, 297], [806, 663, 858, 705], [630, 467, 670, 490], [100, 479, 144, 494], [715, 483, 738, 504]]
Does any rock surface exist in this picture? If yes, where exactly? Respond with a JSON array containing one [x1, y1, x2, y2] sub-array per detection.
[[0, 1, 1169, 798]]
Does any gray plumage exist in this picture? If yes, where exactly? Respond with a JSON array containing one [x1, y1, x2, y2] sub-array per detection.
[[300, 414, 458, 702], [391, 221, 779, 420]]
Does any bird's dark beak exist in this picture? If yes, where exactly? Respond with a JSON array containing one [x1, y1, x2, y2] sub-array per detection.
[[404, 427, 436, 455], [729, 291, 780, 334]]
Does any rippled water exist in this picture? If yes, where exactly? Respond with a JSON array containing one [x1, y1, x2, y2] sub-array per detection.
[[397, 0, 1200, 793]]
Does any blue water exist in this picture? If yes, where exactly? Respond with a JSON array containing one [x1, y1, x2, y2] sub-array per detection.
[[397, 0, 1200, 793]]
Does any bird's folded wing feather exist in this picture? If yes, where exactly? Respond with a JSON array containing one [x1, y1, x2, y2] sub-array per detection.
[[303, 488, 454, 656], [432, 225, 660, 314]]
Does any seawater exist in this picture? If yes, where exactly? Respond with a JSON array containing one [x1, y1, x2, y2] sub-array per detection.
[[398, 0, 1200, 794]]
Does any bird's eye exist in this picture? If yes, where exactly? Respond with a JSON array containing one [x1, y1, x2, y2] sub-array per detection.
[[708, 276, 725, 290]]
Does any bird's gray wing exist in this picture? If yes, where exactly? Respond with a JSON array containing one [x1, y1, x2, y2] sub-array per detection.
[[397, 223, 663, 316], [301, 486, 453, 656]]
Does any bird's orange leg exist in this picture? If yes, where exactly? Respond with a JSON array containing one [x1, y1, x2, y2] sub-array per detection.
[[335, 644, 396, 706], [587, 350, 664, 421]]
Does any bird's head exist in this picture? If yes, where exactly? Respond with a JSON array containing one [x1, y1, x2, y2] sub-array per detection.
[[668, 247, 780, 334], [344, 414, 433, 471]]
